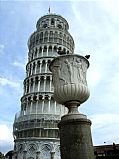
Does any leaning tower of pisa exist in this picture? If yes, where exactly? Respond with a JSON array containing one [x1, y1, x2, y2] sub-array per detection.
[[13, 13, 74, 159]]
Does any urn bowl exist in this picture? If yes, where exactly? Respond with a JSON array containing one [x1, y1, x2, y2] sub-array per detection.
[[49, 54, 90, 105]]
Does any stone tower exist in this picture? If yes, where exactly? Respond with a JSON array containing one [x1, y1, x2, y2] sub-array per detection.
[[13, 13, 74, 159]]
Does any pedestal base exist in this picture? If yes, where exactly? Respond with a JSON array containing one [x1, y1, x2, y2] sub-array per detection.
[[58, 114, 94, 159]]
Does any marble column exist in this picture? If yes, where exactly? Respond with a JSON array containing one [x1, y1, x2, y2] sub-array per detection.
[[36, 151, 41, 159], [23, 150, 27, 159], [51, 151, 55, 159]]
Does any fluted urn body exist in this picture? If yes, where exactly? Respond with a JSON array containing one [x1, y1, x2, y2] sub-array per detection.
[[50, 54, 90, 113]]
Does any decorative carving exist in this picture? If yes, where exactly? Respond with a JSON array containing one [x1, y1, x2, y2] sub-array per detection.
[[50, 55, 90, 106], [19, 144, 23, 153], [28, 144, 37, 155], [51, 55, 89, 87]]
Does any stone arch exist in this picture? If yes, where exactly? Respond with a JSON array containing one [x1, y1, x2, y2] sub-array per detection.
[[45, 94, 49, 100], [41, 144, 52, 159], [69, 39, 72, 48], [55, 145, 60, 159], [36, 60, 40, 74], [54, 45, 57, 52], [64, 34, 66, 39], [43, 95, 49, 113], [18, 143, 24, 153], [50, 96, 55, 114], [44, 31, 48, 42], [26, 79, 29, 93], [49, 31, 53, 42], [27, 143, 37, 153], [41, 144, 52, 150], [49, 45, 52, 52], [33, 94, 37, 102], [47, 60, 51, 72], [34, 76, 39, 92], [24, 97, 27, 103], [30, 38, 33, 48], [51, 18, 55, 25], [30, 77, 34, 84], [40, 32, 43, 42], [32, 36, 35, 46], [37, 60, 40, 66], [43, 45, 47, 56], [27, 143, 37, 156], [35, 76, 39, 83], [44, 45, 48, 51], [44, 31, 48, 37], [28, 96, 31, 102], [46, 75, 50, 81], [39, 95, 43, 100], [58, 46, 62, 51], [32, 62, 35, 74], [45, 76, 51, 92], [31, 52, 33, 60], [63, 34, 66, 46], [67, 36, 69, 42], [67, 50, 69, 54], [59, 31, 62, 36], [58, 46, 66, 55], [41, 59, 46, 73], [63, 48, 66, 54], [36, 33, 39, 44], [66, 36, 69, 47], [49, 31, 53, 36], [29, 63, 32, 76], [47, 59, 51, 64], [39, 46, 42, 53], [54, 31, 58, 42], [40, 75, 44, 91], [34, 47, 38, 58]]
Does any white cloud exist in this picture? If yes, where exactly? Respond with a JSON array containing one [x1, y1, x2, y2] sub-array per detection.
[[0, 124, 13, 141], [90, 114, 119, 145], [87, 66, 102, 89], [0, 77, 21, 90], [0, 124, 14, 154], [0, 44, 4, 55], [98, 0, 119, 21], [12, 61, 25, 70], [70, 1, 119, 146], [91, 114, 119, 129]]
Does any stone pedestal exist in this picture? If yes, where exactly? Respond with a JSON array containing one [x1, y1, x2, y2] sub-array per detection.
[[49, 54, 94, 159], [58, 116, 94, 159]]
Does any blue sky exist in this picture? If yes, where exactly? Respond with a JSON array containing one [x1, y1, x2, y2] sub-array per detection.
[[1, 0, 119, 154]]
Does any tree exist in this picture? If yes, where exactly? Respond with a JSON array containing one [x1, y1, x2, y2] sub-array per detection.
[[0, 152, 5, 159]]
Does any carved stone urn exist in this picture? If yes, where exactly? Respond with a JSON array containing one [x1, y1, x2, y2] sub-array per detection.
[[49, 54, 90, 115], [49, 54, 94, 159]]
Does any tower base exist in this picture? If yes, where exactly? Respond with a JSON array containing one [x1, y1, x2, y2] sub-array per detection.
[[58, 114, 95, 159], [14, 138, 60, 159]]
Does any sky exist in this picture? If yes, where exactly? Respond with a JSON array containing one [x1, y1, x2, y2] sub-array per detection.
[[1, 0, 119, 154]]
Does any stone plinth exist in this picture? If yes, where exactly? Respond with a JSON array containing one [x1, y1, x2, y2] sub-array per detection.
[[50, 54, 94, 159], [58, 117, 94, 159]]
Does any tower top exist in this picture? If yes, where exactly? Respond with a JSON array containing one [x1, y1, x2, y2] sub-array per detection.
[[36, 13, 69, 31]]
